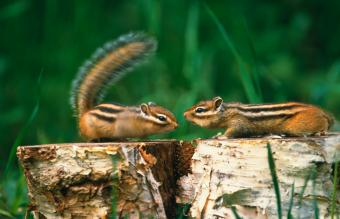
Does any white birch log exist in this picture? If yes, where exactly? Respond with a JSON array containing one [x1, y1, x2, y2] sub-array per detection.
[[17, 134, 340, 219], [17, 141, 178, 219], [177, 134, 340, 219]]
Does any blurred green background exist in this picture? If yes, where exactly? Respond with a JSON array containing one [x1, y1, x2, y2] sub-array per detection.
[[0, 0, 339, 217]]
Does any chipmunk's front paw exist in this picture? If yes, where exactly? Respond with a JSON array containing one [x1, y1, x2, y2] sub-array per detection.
[[313, 131, 327, 137], [265, 134, 284, 139]]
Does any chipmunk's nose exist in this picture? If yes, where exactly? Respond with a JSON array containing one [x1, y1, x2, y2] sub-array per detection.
[[173, 122, 179, 128], [183, 111, 189, 119]]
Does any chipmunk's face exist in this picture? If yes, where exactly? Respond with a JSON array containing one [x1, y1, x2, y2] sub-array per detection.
[[184, 97, 224, 128], [140, 103, 178, 134]]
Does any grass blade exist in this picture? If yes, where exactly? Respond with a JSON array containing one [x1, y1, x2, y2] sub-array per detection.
[[231, 206, 242, 219], [143, 0, 161, 34], [0, 1, 29, 20], [287, 182, 295, 219], [204, 2, 261, 103], [2, 72, 42, 180], [266, 143, 282, 219], [331, 161, 338, 219], [10, 169, 26, 212], [242, 17, 263, 100], [177, 204, 190, 219], [311, 168, 319, 219], [297, 169, 312, 219], [0, 208, 14, 218], [183, 0, 199, 82]]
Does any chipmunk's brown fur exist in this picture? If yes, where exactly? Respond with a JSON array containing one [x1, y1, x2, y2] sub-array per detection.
[[71, 33, 177, 140], [184, 97, 334, 138]]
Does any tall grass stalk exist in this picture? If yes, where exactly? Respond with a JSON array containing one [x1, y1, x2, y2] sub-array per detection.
[[287, 182, 295, 219], [204, 2, 261, 103], [2, 72, 42, 180], [0, 209, 13, 218], [10, 170, 26, 213], [331, 161, 338, 219], [0, 72, 41, 218], [183, 0, 199, 83], [143, 0, 161, 34], [266, 143, 282, 219], [242, 17, 263, 100], [231, 206, 242, 219], [311, 168, 319, 219], [297, 169, 312, 219]]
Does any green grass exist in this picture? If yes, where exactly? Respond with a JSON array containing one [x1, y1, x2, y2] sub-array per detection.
[[311, 168, 319, 219], [0, 73, 41, 218], [0, 0, 339, 217], [266, 143, 282, 219], [204, 2, 262, 103], [231, 206, 242, 219], [287, 182, 295, 219], [331, 161, 339, 219]]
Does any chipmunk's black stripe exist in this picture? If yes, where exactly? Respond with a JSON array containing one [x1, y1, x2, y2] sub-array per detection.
[[225, 103, 302, 113], [238, 104, 301, 112], [95, 106, 123, 114], [90, 112, 116, 122], [247, 113, 296, 121]]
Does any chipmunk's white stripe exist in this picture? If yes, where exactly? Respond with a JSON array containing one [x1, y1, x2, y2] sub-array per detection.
[[235, 108, 304, 118], [97, 103, 126, 110], [194, 111, 219, 117], [225, 102, 303, 111], [241, 103, 299, 109], [90, 109, 118, 118]]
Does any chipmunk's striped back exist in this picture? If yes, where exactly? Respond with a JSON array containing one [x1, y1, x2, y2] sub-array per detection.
[[184, 97, 334, 138], [70, 32, 157, 117], [224, 102, 305, 121]]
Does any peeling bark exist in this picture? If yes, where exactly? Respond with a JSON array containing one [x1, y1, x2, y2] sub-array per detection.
[[17, 141, 178, 219], [17, 134, 340, 219], [176, 134, 340, 218]]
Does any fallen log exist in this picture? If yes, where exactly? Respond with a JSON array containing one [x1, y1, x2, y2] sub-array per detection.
[[17, 134, 340, 218], [177, 134, 340, 218], [17, 140, 179, 219]]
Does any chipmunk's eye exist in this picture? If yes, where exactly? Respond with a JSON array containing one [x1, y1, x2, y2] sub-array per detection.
[[195, 107, 206, 113], [157, 115, 167, 122]]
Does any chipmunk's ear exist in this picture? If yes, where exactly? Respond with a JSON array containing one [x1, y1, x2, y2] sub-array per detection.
[[213, 96, 223, 110], [140, 103, 151, 115]]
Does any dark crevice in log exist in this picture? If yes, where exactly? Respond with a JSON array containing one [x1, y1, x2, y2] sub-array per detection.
[[17, 134, 340, 218], [175, 141, 195, 179], [141, 142, 179, 218]]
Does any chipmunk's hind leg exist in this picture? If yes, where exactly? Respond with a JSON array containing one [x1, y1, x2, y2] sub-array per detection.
[[224, 126, 254, 138], [283, 108, 330, 137]]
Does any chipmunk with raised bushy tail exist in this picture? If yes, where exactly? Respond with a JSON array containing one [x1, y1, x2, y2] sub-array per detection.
[[184, 96, 334, 138], [70, 32, 178, 141]]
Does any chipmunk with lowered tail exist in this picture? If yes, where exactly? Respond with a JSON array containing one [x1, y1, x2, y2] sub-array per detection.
[[184, 97, 334, 138], [70, 32, 178, 141]]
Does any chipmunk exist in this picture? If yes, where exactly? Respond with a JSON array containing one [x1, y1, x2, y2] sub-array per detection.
[[184, 96, 334, 138], [70, 32, 178, 141]]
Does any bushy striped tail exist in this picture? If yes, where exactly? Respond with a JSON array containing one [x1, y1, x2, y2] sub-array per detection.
[[70, 32, 157, 117]]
